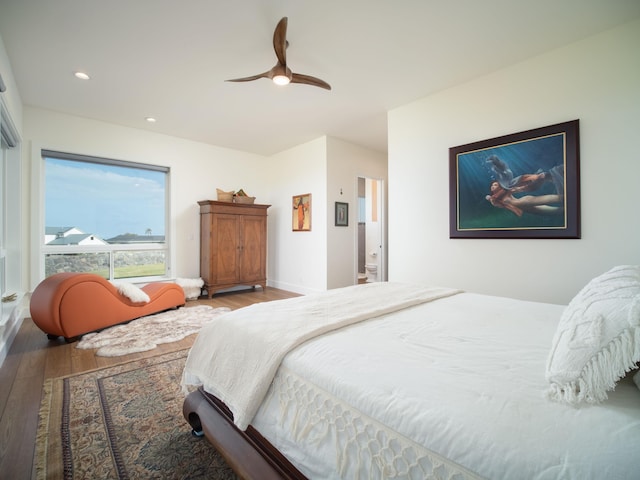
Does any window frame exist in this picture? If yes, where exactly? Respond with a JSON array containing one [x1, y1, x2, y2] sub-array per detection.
[[0, 97, 21, 303]]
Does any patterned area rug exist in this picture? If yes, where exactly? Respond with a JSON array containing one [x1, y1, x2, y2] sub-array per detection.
[[34, 349, 238, 479], [76, 305, 231, 356]]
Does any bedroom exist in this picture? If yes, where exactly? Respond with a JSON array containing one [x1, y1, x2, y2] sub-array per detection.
[[1, 1, 640, 478], [0, 3, 637, 329]]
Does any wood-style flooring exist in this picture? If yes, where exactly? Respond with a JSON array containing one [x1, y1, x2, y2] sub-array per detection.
[[0, 286, 300, 480]]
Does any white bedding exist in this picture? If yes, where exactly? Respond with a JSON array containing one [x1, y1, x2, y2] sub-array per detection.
[[182, 282, 460, 429], [250, 292, 640, 479]]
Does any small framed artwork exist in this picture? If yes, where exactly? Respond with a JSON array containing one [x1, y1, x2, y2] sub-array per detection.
[[449, 119, 580, 239], [292, 193, 312, 231], [335, 202, 349, 226]]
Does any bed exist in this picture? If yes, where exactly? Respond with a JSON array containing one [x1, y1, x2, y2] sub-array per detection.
[[182, 266, 640, 479]]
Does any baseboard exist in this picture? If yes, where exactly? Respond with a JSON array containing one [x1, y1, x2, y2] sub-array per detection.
[[266, 280, 320, 296]]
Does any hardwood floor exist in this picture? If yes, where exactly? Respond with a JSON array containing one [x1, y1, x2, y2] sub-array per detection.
[[0, 286, 300, 480]]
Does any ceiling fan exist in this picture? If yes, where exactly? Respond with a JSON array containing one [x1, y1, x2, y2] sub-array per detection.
[[226, 17, 331, 90]]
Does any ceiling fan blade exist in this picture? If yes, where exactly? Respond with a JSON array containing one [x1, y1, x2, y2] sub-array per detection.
[[291, 73, 332, 90], [225, 71, 271, 83], [273, 17, 288, 66]]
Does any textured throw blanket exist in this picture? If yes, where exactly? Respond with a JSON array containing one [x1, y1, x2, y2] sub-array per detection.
[[181, 282, 461, 430]]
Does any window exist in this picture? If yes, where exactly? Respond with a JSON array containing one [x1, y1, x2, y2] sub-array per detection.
[[1, 98, 20, 306], [42, 151, 169, 281]]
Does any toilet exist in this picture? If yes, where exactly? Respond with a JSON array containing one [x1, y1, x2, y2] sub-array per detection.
[[365, 263, 378, 282]]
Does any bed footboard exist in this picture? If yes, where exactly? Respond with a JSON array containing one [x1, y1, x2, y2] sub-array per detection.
[[183, 387, 307, 480]]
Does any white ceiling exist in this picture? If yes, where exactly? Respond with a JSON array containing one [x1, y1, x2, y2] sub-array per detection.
[[1, 0, 639, 155]]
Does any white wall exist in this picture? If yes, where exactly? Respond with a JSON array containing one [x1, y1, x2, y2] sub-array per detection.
[[265, 137, 328, 294], [23, 107, 265, 289], [326, 137, 386, 289], [260, 136, 387, 294], [261, 136, 387, 294], [388, 19, 640, 305]]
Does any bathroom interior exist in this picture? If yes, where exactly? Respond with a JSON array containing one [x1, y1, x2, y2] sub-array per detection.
[[357, 176, 383, 284]]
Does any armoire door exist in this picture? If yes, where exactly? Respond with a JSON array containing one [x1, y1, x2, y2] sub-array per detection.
[[239, 215, 266, 282], [212, 213, 240, 286]]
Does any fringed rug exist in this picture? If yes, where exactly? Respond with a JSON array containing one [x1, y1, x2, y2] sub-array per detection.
[[76, 305, 230, 356], [34, 349, 238, 479]]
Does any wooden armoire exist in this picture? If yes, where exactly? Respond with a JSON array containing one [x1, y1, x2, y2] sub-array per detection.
[[198, 200, 270, 298]]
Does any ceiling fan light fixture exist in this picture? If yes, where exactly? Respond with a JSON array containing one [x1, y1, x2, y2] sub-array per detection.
[[272, 74, 290, 86], [225, 17, 330, 90]]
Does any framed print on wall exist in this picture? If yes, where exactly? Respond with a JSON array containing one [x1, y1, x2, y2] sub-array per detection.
[[449, 119, 580, 239], [335, 202, 348, 226], [292, 193, 312, 231]]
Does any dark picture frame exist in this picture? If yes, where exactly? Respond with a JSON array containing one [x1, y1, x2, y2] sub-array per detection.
[[449, 120, 580, 239], [292, 193, 311, 231], [335, 202, 348, 226]]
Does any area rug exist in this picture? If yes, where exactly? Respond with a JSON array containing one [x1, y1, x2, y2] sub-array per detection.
[[76, 305, 231, 356], [34, 349, 238, 479]]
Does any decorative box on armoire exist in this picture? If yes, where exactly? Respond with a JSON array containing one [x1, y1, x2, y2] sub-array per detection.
[[198, 200, 270, 298]]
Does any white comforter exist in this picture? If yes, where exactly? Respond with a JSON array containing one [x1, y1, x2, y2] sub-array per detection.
[[182, 282, 460, 429], [252, 292, 640, 479]]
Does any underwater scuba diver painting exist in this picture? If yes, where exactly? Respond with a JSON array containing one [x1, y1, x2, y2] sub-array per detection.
[[449, 120, 580, 238]]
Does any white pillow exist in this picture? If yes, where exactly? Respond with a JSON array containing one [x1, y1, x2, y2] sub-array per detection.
[[546, 265, 640, 405], [112, 281, 150, 303]]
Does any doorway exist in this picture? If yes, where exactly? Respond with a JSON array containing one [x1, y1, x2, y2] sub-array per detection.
[[357, 176, 384, 283]]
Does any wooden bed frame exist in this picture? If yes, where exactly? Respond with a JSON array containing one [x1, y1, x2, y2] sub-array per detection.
[[183, 387, 308, 479]]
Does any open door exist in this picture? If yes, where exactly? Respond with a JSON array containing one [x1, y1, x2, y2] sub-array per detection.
[[357, 177, 385, 283]]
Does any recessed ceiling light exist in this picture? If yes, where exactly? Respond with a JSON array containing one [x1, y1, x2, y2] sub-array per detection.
[[145, 117, 157, 123], [74, 71, 90, 80]]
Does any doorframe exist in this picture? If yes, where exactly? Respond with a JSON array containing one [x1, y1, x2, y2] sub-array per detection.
[[355, 176, 386, 283]]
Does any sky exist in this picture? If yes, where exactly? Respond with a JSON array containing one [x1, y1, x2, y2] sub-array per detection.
[[45, 158, 166, 240]]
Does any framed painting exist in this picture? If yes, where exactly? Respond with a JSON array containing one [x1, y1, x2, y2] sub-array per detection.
[[292, 193, 311, 231], [335, 202, 348, 226], [449, 120, 580, 239]]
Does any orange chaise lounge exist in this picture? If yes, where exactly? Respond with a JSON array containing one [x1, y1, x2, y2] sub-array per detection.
[[30, 272, 186, 341]]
